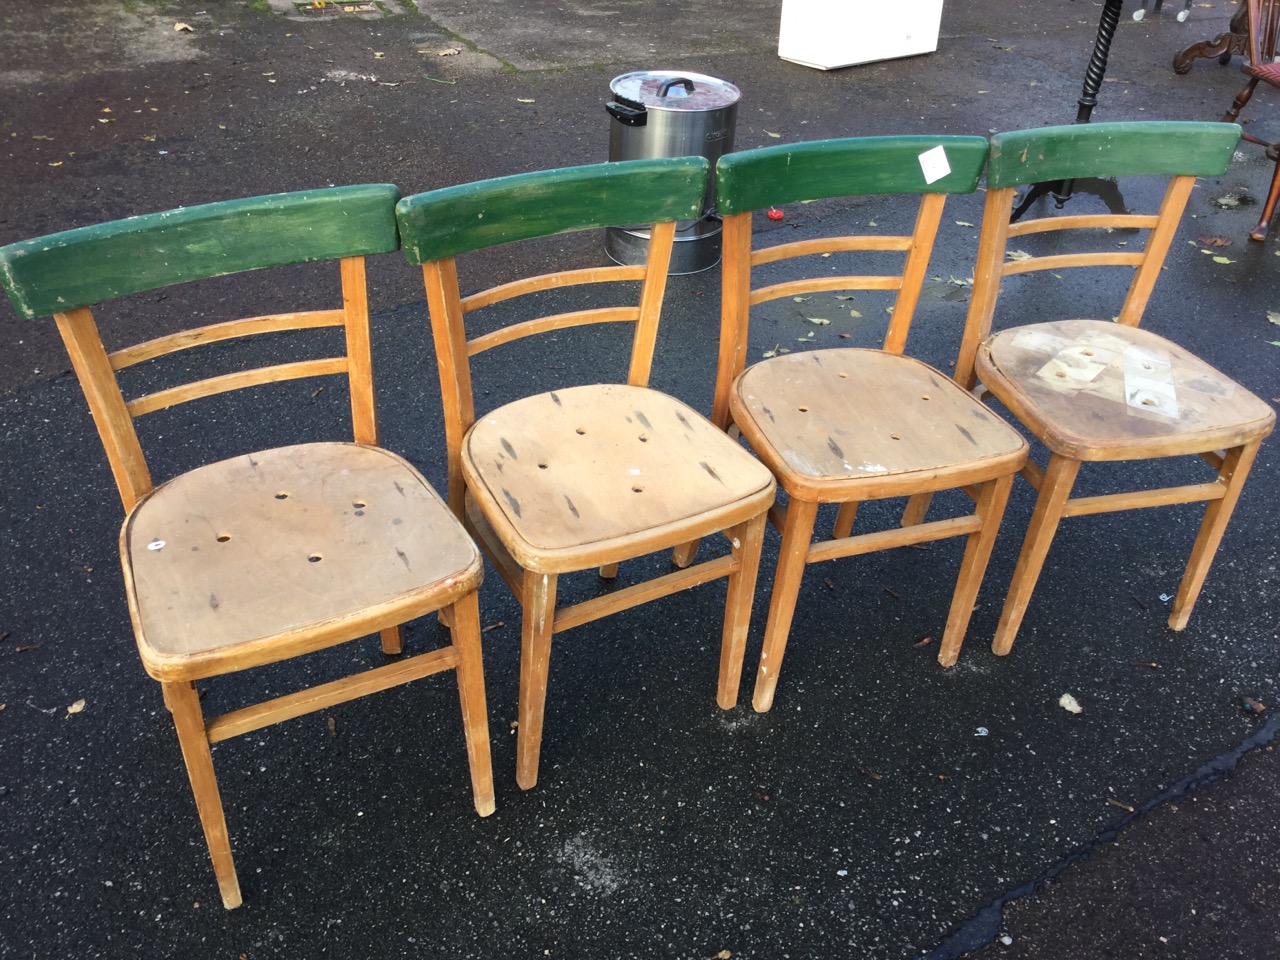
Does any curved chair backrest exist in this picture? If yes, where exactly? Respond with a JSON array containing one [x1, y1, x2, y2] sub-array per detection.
[[396, 158, 709, 515], [1, 185, 400, 318], [711, 135, 988, 429], [956, 122, 1240, 388], [716, 135, 989, 213], [0, 185, 401, 509], [984, 120, 1240, 189], [398, 158, 708, 263]]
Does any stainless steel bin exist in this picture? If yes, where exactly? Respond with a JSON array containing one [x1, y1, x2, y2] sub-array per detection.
[[605, 70, 740, 274]]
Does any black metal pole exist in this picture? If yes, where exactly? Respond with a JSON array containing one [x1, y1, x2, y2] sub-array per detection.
[[1010, 0, 1125, 221]]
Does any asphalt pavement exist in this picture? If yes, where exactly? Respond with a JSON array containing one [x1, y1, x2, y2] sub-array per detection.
[[1, 1, 1277, 958]]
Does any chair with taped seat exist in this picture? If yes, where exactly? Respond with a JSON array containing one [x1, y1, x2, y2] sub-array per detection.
[[710, 136, 1029, 713], [396, 157, 776, 790], [1220, 0, 1280, 240], [0, 185, 495, 909], [956, 121, 1275, 657]]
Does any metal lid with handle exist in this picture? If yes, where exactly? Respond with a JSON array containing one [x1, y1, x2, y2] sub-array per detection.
[[607, 70, 741, 126]]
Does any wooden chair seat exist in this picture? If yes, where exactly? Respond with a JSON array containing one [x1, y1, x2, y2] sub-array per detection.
[[979, 319, 1275, 462], [126, 442, 482, 680], [1246, 60, 1280, 83], [733, 349, 1026, 501], [463, 384, 774, 572]]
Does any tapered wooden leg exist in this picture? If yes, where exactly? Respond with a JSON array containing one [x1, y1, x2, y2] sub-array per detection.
[[937, 473, 1015, 668], [752, 498, 819, 713], [671, 539, 700, 569], [832, 502, 859, 539], [901, 492, 934, 528], [446, 591, 496, 816], [991, 455, 1081, 656], [716, 512, 768, 709], [164, 680, 242, 910], [161, 682, 175, 713], [1250, 153, 1280, 242], [1221, 77, 1259, 125], [379, 625, 403, 655], [516, 571, 558, 791], [1169, 441, 1263, 629]]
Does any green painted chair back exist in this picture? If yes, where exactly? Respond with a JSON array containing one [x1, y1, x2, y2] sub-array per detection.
[[957, 122, 1241, 388], [985, 120, 1240, 188], [396, 157, 709, 515], [0, 184, 401, 509], [711, 135, 988, 429]]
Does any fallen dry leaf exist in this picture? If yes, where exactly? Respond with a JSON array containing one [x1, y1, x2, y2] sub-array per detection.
[[1007, 249, 1033, 261], [1198, 235, 1232, 247], [764, 130, 781, 138], [1059, 693, 1083, 714], [174, 22, 193, 32], [806, 317, 830, 325], [955, 220, 975, 227], [1212, 255, 1235, 264], [516, 98, 535, 104], [1267, 311, 1280, 325], [67, 699, 86, 715]]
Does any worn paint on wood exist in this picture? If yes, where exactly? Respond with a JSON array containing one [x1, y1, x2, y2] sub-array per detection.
[[715, 135, 988, 215], [734, 349, 1027, 499], [396, 158, 708, 263], [986, 121, 1240, 189], [0, 184, 400, 319], [980, 319, 1275, 460], [465, 383, 774, 570]]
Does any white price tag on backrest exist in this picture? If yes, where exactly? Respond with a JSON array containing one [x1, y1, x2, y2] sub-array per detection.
[[918, 145, 951, 185]]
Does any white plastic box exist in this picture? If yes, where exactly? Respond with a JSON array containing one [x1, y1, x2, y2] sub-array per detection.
[[778, 0, 944, 70]]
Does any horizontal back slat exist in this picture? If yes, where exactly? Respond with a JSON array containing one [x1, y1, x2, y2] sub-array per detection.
[[397, 158, 709, 264], [986, 122, 1241, 189], [716, 136, 989, 215], [0, 184, 400, 319]]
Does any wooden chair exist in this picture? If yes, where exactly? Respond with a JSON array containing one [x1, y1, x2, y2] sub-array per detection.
[[397, 158, 776, 790], [0, 185, 495, 909], [956, 121, 1275, 656], [711, 137, 1029, 712], [1221, 0, 1280, 239]]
